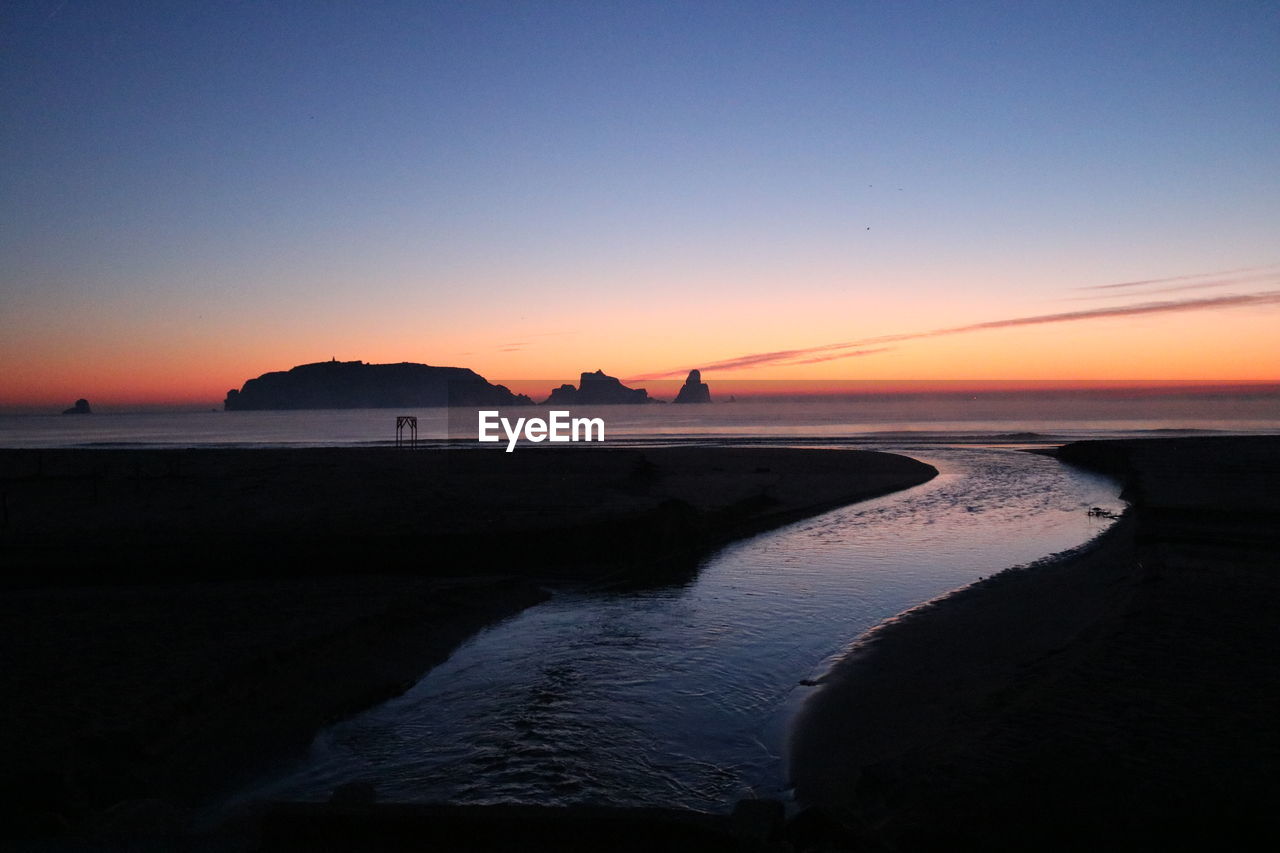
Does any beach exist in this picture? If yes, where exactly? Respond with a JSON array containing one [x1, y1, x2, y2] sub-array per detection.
[[9, 437, 1279, 849], [789, 436, 1280, 850], [1, 446, 936, 586], [0, 445, 934, 839]]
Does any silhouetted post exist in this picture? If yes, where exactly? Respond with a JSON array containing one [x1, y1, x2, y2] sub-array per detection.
[[395, 416, 418, 449]]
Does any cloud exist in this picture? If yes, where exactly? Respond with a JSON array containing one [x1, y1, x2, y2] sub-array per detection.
[[782, 347, 894, 366], [642, 288, 1280, 378], [631, 345, 889, 380], [489, 330, 579, 354], [924, 290, 1280, 337], [1066, 278, 1246, 301], [1077, 263, 1279, 291]]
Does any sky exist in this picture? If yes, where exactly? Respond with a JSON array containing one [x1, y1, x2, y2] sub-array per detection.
[[2, 1, 1278, 409]]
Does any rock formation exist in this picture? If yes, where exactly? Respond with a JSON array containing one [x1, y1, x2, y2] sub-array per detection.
[[62, 399, 92, 415], [223, 360, 533, 410], [543, 370, 652, 405], [673, 369, 711, 404]]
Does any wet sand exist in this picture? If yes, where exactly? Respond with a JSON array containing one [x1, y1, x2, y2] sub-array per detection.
[[789, 436, 1280, 850], [0, 446, 934, 840]]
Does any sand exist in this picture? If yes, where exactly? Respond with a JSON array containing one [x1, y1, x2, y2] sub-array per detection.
[[788, 436, 1280, 850], [0, 574, 548, 839], [1, 446, 936, 585], [0, 445, 934, 840]]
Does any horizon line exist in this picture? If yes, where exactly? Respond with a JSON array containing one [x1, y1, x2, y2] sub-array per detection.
[[5, 378, 1279, 415]]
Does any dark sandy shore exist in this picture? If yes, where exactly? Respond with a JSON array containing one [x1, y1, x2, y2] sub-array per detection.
[[0, 446, 934, 842], [789, 436, 1280, 851], [1, 446, 935, 585]]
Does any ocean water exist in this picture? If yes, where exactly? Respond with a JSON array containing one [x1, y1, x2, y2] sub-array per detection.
[[3, 394, 1279, 449]]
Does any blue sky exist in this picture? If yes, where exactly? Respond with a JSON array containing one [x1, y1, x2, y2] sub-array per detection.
[[2, 1, 1278, 405]]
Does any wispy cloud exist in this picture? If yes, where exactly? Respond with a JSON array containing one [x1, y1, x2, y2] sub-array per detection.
[[784, 347, 894, 366], [1066, 278, 1248, 301], [642, 288, 1280, 378], [1077, 263, 1279, 291], [630, 346, 890, 380], [922, 290, 1280, 337], [489, 330, 579, 355]]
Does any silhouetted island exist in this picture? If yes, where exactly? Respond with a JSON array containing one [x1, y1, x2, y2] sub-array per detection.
[[673, 369, 711, 404], [543, 369, 652, 405], [61, 398, 91, 415], [223, 360, 532, 410]]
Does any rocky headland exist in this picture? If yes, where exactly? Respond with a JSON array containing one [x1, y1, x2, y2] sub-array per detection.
[[223, 360, 532, 410]]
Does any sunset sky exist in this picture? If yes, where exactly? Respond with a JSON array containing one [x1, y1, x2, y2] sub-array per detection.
[[2, 1, 1278, 410]]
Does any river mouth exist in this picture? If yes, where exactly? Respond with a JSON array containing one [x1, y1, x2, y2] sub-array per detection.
[[217, 446, 1123, 816]]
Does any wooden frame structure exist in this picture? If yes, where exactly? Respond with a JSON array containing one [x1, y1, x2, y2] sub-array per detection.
[[395, 415, 418, 449]]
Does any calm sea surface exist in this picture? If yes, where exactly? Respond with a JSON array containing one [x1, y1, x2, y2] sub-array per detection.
[[2, 395, 1279, 449]]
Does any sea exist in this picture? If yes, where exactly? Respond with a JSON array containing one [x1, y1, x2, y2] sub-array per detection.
[[3, 392, 1279, 449]]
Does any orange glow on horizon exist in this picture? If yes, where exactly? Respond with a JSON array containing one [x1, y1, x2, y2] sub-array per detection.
[[4, 373, 1277, 414], [3, 279, 1277, 411]]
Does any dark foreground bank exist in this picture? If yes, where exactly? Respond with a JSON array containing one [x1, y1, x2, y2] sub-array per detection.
[[789, 436, 1280, 851], [1, 446, 935, 586], [0, 446, 934, 844]]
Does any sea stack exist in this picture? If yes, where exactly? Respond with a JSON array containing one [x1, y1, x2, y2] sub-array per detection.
[[543, 370, 651, 405], [62, 398, 92, 415], [673, 369, 711, 404]]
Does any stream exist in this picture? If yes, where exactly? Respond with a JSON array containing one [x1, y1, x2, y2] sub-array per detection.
[[223, 446, 1123, 813]]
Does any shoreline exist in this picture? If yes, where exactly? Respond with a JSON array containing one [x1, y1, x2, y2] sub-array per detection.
[[788, 436, 1280, 850], [1, 446, 936, 587], [0, 445, 935, 841]]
